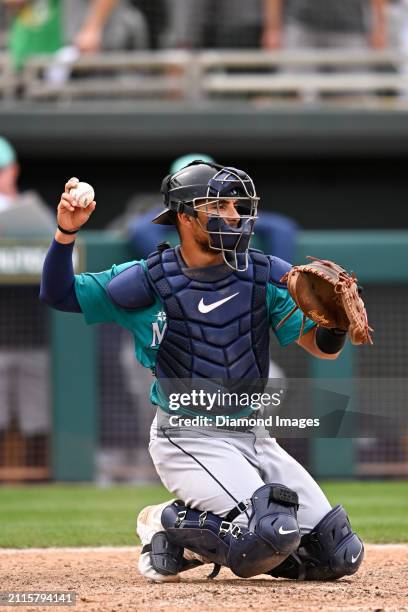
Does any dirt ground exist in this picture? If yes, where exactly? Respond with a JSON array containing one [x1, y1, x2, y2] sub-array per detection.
[[1, 545, 408, 612]]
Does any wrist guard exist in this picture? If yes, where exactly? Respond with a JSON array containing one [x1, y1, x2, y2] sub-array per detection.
[[57, 224, 81, 235], [315, 327, 347, 355]]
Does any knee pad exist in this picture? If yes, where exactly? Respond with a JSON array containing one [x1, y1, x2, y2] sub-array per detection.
[[269, 505, 364, 581], [161, 484, 301, 578], [248, 484, 301, 557]]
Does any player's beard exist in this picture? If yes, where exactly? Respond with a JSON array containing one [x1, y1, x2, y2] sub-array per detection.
[[193, 216, 240, 259], [191, 218, 216, 255], [195, 233, 216, 255]]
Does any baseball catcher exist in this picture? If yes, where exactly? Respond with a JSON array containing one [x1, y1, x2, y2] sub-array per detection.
[[40, 161, 368, 583]]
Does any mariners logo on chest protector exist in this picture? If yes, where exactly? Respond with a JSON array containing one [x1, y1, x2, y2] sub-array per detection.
[[150, 311, 167, 348]]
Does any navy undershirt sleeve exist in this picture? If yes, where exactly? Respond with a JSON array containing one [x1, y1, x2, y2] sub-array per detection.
[[39, 239, 81, 313]]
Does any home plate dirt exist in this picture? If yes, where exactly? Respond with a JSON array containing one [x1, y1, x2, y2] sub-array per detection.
[[1, 545, 408, 612]]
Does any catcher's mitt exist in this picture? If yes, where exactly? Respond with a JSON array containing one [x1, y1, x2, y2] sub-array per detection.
[[277, 256, 373, 345]]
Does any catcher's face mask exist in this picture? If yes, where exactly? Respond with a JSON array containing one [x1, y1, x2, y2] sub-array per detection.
[[155, 162, 259, 272], [193, 167, 259, 271]]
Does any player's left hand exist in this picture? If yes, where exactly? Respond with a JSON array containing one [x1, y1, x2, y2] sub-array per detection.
[[278, 256, 374, 345]]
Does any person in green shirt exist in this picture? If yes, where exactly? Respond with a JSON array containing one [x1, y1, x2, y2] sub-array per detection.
[[7, 0, 62, 70], [6, 0, 147, 70]]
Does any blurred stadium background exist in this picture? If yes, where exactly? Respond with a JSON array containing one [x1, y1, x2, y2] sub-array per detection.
[[0, 0, 408, 487]]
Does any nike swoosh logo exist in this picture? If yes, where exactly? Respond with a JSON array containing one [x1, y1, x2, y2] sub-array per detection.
[[278, 526, 298, 535], [351, 546, 363, 564], [198, 292, 239, 314]]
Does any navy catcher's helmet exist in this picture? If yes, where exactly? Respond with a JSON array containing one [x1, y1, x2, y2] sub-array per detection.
[[153, 160, 259, 271]]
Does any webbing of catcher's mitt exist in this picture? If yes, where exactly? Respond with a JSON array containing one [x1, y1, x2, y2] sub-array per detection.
[[276, 256, 373, 346]]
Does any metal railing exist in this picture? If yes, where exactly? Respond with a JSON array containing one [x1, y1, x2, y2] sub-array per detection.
[[0, 53, 16, 101], [1, 49, 408, 104], [22, 50, 192, 102]]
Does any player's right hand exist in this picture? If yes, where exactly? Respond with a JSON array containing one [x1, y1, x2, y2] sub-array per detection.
[[57, 177, 96, 232]]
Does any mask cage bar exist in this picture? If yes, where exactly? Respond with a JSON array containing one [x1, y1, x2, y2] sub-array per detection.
[[193, 199, 258, 271]]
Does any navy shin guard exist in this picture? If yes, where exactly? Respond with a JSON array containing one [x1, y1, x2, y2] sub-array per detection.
[[160, 484, 301, 578]]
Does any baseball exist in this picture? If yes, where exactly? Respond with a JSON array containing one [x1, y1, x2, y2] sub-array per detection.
[[69, 181, 95, 208]]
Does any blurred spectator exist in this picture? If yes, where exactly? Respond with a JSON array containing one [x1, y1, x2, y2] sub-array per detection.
[[263, 0, 388, 51], [64, 0, 148, 54], [130, 0, 167, 49], [387, 0, 408, 50], [386, 0, 401, 47], [162, 0, 274, 50], [208, 0, 269, 49], [4, 0, 148, 70], [0, 136, 52, 476], [5, 0, 62, 70], [0, 2, 8, 49], [0, 135, 53, 226], [385, 1, 408, 97], [262, 1, 388, 102]]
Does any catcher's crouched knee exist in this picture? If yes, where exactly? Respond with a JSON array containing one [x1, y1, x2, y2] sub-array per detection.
[[270, 505, 364, 581]]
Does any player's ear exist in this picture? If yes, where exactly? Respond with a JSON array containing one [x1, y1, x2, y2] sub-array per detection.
[[177, 212, 192, 227]]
